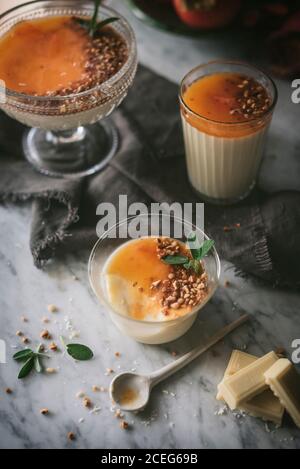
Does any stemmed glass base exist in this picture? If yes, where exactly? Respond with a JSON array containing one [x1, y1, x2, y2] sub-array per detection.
[[23, 119, 119, 179]]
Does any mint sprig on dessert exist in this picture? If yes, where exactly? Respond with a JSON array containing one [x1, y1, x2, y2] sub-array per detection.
[[75, 0, 119, 37], [162, 232, 214, 275]]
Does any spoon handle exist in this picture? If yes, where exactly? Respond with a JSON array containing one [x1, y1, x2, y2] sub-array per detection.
[[149, 314, 249, 388]]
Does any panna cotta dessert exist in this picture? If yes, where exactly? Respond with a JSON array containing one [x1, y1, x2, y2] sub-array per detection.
[[100, 236, 213, 344], [180, 61, 277, 203]]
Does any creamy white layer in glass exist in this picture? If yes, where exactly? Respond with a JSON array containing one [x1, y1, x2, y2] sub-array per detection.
[[180, 61, 278, 204]]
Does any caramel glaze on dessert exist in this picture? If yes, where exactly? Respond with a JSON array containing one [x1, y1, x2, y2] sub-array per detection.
[[0, 16, 128, 97], [182, 72, 273, 138], [106, 237, 208, 321]]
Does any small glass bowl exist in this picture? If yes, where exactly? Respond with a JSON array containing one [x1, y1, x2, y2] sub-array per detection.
[[0, 1, 138, 178], [88, 213, 221, 344]]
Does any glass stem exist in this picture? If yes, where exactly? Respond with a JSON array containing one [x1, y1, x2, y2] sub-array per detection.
[[46, 126, 86, 145]]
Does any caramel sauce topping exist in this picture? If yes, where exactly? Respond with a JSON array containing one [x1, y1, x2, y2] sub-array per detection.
[[182, 72, 272, 138], [0, 17, 89, 95]]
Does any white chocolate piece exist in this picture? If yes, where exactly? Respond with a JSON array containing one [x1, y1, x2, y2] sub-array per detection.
[[217, 350, 284, 425], [217, 350, 257, 400], [265, 358, 300, 428], [219, 351, 278, 410]]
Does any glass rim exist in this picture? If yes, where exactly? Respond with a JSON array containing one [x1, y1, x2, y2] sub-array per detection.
[[88, 213, 221, 326], [179, 59, 278, 127], [0, 0, 137, 102]]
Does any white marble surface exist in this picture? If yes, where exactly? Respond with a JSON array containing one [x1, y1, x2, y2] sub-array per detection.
[[0, 0, 300, 449]]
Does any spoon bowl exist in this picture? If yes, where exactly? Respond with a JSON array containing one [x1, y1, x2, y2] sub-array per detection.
[[110, 372, 151, 412]]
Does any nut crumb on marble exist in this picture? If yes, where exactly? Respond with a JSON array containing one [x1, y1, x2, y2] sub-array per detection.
[[46, 367, 57, 374], [42, 317, 50, 323], [20, 316, 28, 322], [40, 330, 51, 340], [40, 408, 49, 415], [16, 331, 23, 337], [76, 391, 85, 398], [68, 432, 76, 441], [115, 409, 123, 419], [83, 397, 92, 408], [5, 388, 13, 394], [105, 368, 114, 375], [114, 352, 120, 358], [47, 304, 58, 313], [92, 385, 100, 392], [22, 337, 30, 344], [49, 342, 58, 351], [119, 420, 129, 430], [224, 280, 230, 287]]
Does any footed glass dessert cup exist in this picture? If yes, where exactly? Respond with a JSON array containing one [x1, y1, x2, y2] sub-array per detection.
[[0, 1, 137, 178]]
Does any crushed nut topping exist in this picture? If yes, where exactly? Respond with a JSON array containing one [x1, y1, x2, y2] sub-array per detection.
[[155, 238, 208, 316], [230, 75, 272, 120]]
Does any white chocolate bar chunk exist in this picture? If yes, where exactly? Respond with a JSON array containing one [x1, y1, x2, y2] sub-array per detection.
[[219, 351, 278, 410], [217, 350, 257, 400], [264, 358, 300, 428], [217, 350, 284, 425]]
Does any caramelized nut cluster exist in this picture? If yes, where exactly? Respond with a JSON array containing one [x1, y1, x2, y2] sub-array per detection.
[[154, 238, 208, 315], [231, 76, 271, 120]]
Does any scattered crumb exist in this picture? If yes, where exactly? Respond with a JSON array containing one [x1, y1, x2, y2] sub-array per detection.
[[22, 337, 30, 344], [42, 317, 50, 324], [83, 397, 92, 408], [76, 391, 85, 398], [72, 275, 79, 281], [224, 281, 230, 287], [67, 432, 76, 441], [100, 386, 107, 392], [78, 418, 84, 424], [214, 405, 228, 416], [40, 330, 51, 340], [171, 351, 178, 357], [114, 352, 121, 358], [47, 304, 58, 313], [40, 408, 49, 415], [46, 367, 57, 374], [16, 331, 23, 337], [120, 420, 129, 430], [92, 385, 100, 392], [20, 316, 28, 322], [105, 368, 114, 375], [39, 344, 45, 352], [49, 342, 58, 351], [5, 388, 13, 394], [115, 409, 123, 419]]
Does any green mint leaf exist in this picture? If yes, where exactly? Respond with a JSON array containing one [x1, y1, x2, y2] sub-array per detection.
[[90, 0, 102, 36], [162, 255, 189, 265], [13, 349, 34, 361], [18, 356, 35, 379], [187, 231, 202, 260], [199, 240, 215, 259], [96, 17, 119, 31], [66, 344, 94, 361], [183, 259, 203, 275], [34, 356, 43, 373]]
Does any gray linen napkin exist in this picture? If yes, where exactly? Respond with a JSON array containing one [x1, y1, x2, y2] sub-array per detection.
[[0, 66, 300, 287]]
